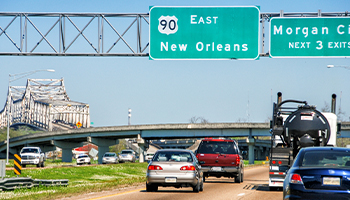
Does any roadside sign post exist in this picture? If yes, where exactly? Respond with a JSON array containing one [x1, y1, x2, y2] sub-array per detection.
[[14, 154, 21, 176], [149, 6, 260, 60], [270, 17, 350, 57]]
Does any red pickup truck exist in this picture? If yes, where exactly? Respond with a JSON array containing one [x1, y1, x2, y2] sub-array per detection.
[[195, 138, 244, 183]]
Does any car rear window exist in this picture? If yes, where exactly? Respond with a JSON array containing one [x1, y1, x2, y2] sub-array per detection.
[[301, 151, 350, 168], [197, 141, 238, 154], [104, 153, 115, 157], [153, 152, 193, 162], [121, 150, 133, 154]]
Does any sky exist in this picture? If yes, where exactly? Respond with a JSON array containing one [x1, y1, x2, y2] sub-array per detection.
[[0, 0, 349, 127]]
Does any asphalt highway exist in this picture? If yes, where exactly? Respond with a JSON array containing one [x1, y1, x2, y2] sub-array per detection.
[[78, 165, 283, 200]]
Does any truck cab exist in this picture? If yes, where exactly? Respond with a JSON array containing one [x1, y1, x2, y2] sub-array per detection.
[[20, 147, 45, 168]]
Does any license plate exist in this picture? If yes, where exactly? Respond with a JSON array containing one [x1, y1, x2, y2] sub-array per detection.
[[211, 167, 222, 172], [323, 177, 340, 185], [165, 177, 176, 183]]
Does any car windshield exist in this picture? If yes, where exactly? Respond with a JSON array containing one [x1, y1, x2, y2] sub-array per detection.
[[301, 151, 350, 168], [153, 151, 193, 162], [104, 153, 115, 157], [197, 141, 238, 154], [21, 148, 38, 153], [121, 150, 133, 154], [78, 155, 88, 158]]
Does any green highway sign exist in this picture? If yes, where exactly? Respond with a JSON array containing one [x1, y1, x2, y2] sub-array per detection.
[[270, 17, 350, 58], [149, 6, 260, 60]]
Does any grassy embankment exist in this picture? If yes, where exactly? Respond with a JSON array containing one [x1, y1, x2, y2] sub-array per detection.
[[1, 159, 265, 200], [1, 160, 148, 200]]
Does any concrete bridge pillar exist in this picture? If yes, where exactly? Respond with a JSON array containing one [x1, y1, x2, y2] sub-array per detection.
[[137, 134, 149, 163], [54, 141, 82, 162], [247, 138, 255, 164], [247, 128, 255, 165], [90, 138, 118, 164]]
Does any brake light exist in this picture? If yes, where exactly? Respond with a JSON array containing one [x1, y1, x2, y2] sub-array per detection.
[[236, 156, 240, 166], [180, 165, 196, 171], [278, 161, 282, 165], [148, 165, 163, 170], [290, 173, 303, 184], [272, 160, 276, 164]]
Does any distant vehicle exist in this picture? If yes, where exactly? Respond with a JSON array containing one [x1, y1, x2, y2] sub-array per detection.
[[145, 153, 155, 162], [102, 152, 119, 164], [119, 149, 136, 163], [76, 154, 91, 165], [146, 149, 203, 192], [195, 138, 244, 183], [20, 147, 45, 168], [283, 147, 350, 199]]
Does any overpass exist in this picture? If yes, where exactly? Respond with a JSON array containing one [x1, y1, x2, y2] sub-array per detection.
[[0, 122, 270, 163], [1, 122, 349, 164]]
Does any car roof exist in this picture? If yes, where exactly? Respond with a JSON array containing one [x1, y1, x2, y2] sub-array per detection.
[[302, 147, 350, 152], [155, 149, 193, 153], [201, 138, 236, 142]]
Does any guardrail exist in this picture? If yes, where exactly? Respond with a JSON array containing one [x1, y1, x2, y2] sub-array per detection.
[[0, 177, 68, 191]]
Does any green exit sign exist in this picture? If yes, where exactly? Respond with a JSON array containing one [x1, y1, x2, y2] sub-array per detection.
[[149, 6, 260, 60], [270, 17, 350, 58]]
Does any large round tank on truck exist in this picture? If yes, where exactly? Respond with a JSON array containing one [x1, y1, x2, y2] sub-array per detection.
[[268, 92, 340, 190]]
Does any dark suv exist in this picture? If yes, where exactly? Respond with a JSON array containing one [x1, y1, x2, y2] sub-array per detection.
[[195, 138, 244, 183]]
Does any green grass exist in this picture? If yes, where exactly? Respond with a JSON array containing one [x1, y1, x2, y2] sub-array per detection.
[[243, 160, 268, 166], [1, 161, 148, 200], [0, 159, 266, 199]]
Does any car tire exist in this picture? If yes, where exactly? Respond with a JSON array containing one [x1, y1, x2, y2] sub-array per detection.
[[22, 164, 26, 168], [146, 183, 157, 192], [235, 171, 242, 183], [193, 180, 200, 193], [200, 177, 204, 191], [37, 164, 40, 168], [203, 176, 206, 182], [41, 162, 45, 168], [146, 183, 151, 192], [269, 187, 279, 191]]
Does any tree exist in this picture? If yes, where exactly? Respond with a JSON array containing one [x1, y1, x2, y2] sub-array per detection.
[[320, 101, 330, 112], [189, 116, 209, 124], [109, 139, 127, 153]]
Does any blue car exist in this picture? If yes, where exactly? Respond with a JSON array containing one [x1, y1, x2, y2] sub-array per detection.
[[283, 147, 350, 200]]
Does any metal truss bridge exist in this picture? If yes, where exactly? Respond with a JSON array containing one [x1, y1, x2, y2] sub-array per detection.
[[0, 79, 90, 131], [0, 11, 348, 56]]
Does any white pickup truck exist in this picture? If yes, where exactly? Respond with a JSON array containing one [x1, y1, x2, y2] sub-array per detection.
[[20, 147, 46, 168]]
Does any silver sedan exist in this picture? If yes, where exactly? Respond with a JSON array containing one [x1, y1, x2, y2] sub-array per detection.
[[102, 152, 119, 164], [146, 149, 204, 192]]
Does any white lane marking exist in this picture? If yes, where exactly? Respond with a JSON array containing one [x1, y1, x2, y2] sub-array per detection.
[[237, 193, 245, 196]]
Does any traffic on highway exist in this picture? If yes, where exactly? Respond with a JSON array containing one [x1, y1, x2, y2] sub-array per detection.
[[0, 1, 349, 199], [2, 92, 346, 199]]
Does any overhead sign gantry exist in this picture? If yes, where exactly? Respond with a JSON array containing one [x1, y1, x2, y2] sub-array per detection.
[[149, 6, 260, 60], [0, 10, 348, 57]]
